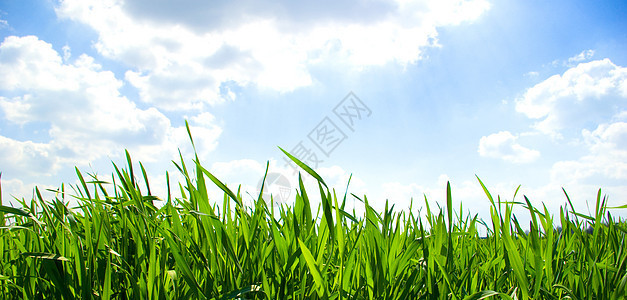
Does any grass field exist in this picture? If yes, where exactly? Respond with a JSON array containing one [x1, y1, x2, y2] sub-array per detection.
[[1, 125, 626, 299]]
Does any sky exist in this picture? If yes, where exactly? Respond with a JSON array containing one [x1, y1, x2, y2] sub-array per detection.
[[1, 0, 626, 226]]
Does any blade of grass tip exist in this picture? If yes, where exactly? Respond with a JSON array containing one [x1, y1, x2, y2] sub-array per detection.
[[595, 188, 602, 222], [75, 167, 91, 200], [166, 171, 172, 204], [459, 200, 463, 225], [125, 150, 135, 187], [341, 174, 352, 210], [447, 182, 453, 233], [512, 184, 521, 201], [562, 188, 580, 222], [606, 204, 627, 209], [351, 193, 364, 204], [257, 161, 270, 203], [424, 194, 432, 227], [185, 119, 197, 150], [278, 146, 327, 189], [196, 163, 242, 207], [476, 175, 495, 207], [139, 162, 151, 196]]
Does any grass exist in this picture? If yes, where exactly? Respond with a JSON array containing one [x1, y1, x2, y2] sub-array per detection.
[[1, 124, 626, 299]]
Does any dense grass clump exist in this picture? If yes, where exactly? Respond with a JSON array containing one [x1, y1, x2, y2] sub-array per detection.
[[1, 133, 626, 299]]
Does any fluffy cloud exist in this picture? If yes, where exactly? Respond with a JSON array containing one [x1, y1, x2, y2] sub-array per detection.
[[478, 131, 540, 163], [0, 35, 221, 181], [513, 57, 627, 182], [551, 121, 627, 184], [507, 58, 627, 214], [0, 177, 55, 204], [0, 136, 57, 176], [515, 58, 627, 138], [55, 0, 490, 111], [567, 49, 595, 64]]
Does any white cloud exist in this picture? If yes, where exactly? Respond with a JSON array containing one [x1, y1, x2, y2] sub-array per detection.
[[478, 131, 540, 163], [516, 58, 627, 138], [0, 35, 222, 180], [0, 136, 57, 176], [62, 45, 71, 62], [567, 49, 594, 64], [507, 59, 627, 218], [525, 71, 539, 78], [0, 36, 79, 91], [55, 0, 490, 111], [0, 178, 50, 205], [551, 121, 627, 184]]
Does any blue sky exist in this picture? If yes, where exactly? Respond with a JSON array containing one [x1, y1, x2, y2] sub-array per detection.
[[1, 0, 626, 224]]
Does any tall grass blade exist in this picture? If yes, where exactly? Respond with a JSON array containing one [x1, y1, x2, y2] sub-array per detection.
[[279, 146, 328, 189]]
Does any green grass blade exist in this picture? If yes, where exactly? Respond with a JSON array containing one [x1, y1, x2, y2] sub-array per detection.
[[297, 238, 325, 297], [278, 146, 327, 189], [0, 205, 30, 217], [196, 163, 241, 207]]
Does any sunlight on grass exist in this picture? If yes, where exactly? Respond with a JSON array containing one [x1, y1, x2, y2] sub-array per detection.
[[0, 123, 626, 299]]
